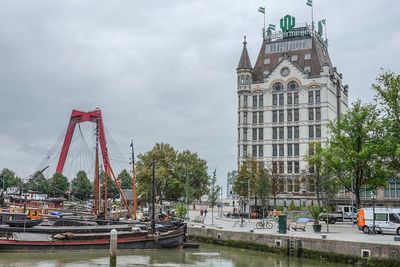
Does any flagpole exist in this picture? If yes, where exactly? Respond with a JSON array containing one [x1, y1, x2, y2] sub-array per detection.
[[263, 11, 266, 40], [311, 2, 314, 35]]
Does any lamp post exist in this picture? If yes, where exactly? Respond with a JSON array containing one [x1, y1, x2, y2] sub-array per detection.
[[351, 176, 354, 227], [185, 172, 192, 219], [371, 191, 376, 235], [247, 179, 251, 219]]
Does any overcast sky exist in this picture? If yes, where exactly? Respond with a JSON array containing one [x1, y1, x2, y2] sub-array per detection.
[[0, 0, 399, 188]]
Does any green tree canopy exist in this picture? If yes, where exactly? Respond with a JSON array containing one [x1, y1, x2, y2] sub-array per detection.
[[233, 158, 257, 199], [48, 173, 70, 197], [71, 170, 92, 201], [256, 167, 269, 216], [118, 169, 132, 189], [25, 171, 50, 194], [136, 143, 209, 202], [101, 169, 133, 200], [0, 168, 22, 190], [307, 142, 339, 208], [373, 71, 400, 174], [323, 100, 389, 207]]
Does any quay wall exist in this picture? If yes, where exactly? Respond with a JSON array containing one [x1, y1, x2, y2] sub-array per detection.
[[188, 226, 400, 266]]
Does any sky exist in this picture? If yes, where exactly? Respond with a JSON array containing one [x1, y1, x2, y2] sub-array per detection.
[[0, 0, 399, 189]]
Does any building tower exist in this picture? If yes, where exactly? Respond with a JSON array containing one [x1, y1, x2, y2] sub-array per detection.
[[236, 17, 348, 205]]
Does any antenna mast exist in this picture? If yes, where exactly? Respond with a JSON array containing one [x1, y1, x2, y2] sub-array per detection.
[[131, 140, 138, 220]]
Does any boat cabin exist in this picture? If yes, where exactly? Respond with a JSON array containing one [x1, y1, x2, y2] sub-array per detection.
[[0, 212, 27, 225]]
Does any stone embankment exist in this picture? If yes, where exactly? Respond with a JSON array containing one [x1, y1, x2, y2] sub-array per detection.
[[188, 225, 400, 266]]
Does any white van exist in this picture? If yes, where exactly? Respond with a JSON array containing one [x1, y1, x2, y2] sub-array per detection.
[[358, 207, 400, 234]]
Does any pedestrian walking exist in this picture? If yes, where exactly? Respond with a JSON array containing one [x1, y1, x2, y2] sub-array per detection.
[[204, 209, 208, 217], [200, 209, 204, 216]]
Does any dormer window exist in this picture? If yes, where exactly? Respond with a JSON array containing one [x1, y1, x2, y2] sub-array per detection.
[[264, 58, 271, 64], [291, 55, 298, 61], [304, 53, 312, 60], [304, 66, 311, 73]]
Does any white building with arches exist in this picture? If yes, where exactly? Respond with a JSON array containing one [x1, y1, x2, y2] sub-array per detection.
[[236, 29, 348, 203]]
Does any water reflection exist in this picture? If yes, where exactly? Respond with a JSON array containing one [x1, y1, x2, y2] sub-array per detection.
[[0, 244, 352, 267]]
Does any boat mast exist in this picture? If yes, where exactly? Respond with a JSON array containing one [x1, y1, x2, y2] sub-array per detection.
[[131, 140, 137, 220], [94, 119, 100, 216], [151, 161, 156, 234], [104, 162, 108, 218]]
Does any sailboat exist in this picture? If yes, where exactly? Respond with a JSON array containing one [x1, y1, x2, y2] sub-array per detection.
[[0, 112, 187, 251]]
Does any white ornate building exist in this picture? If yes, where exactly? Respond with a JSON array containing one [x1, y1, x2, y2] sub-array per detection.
[[236, 25, 348, 203]]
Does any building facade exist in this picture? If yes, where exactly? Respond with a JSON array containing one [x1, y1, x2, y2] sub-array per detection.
[[236, 19, 348, 203]]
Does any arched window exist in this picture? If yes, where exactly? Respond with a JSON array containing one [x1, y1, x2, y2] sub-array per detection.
[[287, 81, 299, 90], [273, 82, 283, 91]]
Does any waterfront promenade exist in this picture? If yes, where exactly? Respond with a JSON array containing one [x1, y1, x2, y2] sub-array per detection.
[[187, 209, 400, 250]]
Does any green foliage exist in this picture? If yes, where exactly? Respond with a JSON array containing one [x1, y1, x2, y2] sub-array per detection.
[[48, 173, 70, 197], [256, 168, 269, 211], [373, 71, 400, 175], [25, 171, 50, 194], [306, 142, 339, 208], [208, 169, 219, 208], [118, 169, 132, 189], [309, 205, 325, 225], [0, 168, 22, 189], [175, 202, 188, 218], [323, 100, 389, 208], [136, 143, 209, 202], [233, 158, 257, 199], [71, 171, 92, 201], [288, 200, 301, 211]]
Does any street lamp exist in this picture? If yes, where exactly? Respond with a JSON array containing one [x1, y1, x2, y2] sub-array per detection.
[[350, 177, 354, 226], [185, 172, 192, 218], [371, 191, 376, 235], [236, 180, 251, 219]]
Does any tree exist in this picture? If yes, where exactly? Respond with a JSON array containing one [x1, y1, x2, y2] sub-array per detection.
[[373, 71, 400, 175], [136, 143, 209, 202], [233, 158, 258, 200], [233, 164, 251, 199], [307, 142, 339, 210], [48, 173, 70, 197], [269, 172, 280, 209], [256, 168, 269, 219], [306, 142, 323, 206], [208, 169, 219, 225], [71, 171, 92, 201], [25, 171, 50, 194], [118, 169, 132, 189], [323, 100, 389, 207], [0, 168, 22, 190]]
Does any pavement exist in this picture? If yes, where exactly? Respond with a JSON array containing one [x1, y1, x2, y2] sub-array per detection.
[[187, 209, 400, 246]]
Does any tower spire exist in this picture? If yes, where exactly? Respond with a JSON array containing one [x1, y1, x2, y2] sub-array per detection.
[[237, 36, 252, 70]]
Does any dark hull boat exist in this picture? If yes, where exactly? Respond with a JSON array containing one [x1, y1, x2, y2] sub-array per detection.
[[0, 224, 186, 252], [4, 219, 43, 228]]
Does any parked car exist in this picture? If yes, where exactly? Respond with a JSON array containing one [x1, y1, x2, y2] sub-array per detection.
[[357, 207, 400, 234]]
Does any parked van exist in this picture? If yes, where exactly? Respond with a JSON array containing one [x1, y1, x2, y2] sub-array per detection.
[[357, 207, 400, 234]]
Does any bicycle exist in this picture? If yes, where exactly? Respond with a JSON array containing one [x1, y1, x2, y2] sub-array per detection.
[[256, 219, 273, 229]]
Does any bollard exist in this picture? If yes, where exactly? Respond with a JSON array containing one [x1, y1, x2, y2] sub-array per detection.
[[110, 229, 117, 267]]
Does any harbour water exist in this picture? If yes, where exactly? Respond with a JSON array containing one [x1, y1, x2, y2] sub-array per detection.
[[0, 244, 353, 267]]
